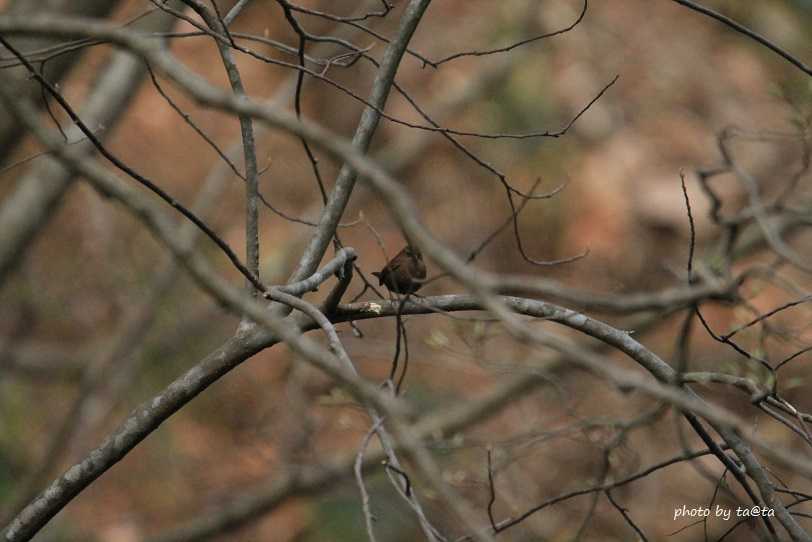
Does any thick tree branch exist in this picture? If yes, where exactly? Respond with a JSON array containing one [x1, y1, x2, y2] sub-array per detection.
[[288, 0, 431, 282]]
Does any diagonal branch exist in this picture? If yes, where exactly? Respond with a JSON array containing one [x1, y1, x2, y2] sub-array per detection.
[[670, 0, 811, 77], [287, 0, 432, 283]]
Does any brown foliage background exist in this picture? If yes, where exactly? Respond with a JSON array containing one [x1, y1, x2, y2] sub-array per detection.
[[1, 1, 811, 541]]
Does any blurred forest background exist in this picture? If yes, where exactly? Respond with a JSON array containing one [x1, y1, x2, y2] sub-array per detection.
[[1, 0, 812, 541]]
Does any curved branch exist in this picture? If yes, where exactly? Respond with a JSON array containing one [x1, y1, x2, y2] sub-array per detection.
[[670, 0, 811, 77]]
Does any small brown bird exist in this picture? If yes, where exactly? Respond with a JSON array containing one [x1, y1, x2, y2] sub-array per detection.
[[372, 245, 426, 294]]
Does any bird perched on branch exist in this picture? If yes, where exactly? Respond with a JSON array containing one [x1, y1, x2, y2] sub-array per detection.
[[372, 245, 426, 294]]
